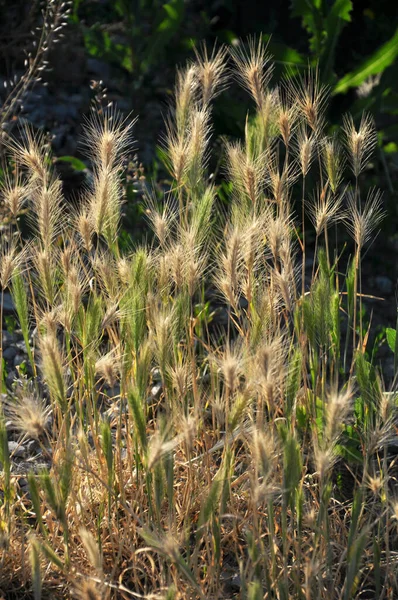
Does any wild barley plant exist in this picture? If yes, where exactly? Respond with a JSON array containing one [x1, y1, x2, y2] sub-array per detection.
[[0, 36, 396, 600]]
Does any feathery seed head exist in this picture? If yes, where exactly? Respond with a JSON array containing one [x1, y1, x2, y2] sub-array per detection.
[[345, 187, 385, 248], [83, 107, 136, 172], [4, 391, 51, 440], [7, 126, 50, 183], [296, 125, 317, 176], [0, 164, 28, 217], [194, 43, 228, 106], [75, 205, 94, 252], [216, 341, 245, 394], [276, 90, 298, 146], [343, 112, 377, 178], [308, 185, 344, 236], [0, 234, 25, 289], [251, 427, 275, 479], [230, 36, 273, 110], [321, 135, 345, 193], [288, 66, 328, 132], [175, 64, 199, 134], [40, 332, 67, 408], [366, 474, 384, 497], [95, 350, 120, 388]]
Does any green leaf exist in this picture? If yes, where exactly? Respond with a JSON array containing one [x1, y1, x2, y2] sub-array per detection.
[[56, 156, 87, 171], [386, 327, 396, 353], [262, 35, 307, 69], [334, 28, 398, 94], [290, 0, 323, 56], [320, 0, 353, 80]]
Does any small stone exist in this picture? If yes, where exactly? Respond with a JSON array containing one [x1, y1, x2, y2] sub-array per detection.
[[26, 440, 40, 454], [15, 340, 27, 352], [14, 355, 26, 368], [3, 347, 17, 362], [2, 330, 16, 346], [6, 370, 17, 387], [2, 293, 14, 313], [375, 276, 393, 295], [17, 477, 28, 490], [151, 368, 162, 382], [8, 441, 26, 458], [150, 383, 162, 400]]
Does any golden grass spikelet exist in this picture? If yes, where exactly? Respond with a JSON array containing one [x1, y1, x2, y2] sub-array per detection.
[[230, 36, 274, 110], [65, 269, 86, 316], [6, 125, 50, 183], [145, 193, 176, 248], [344, 187, 385, 249], [185, 106, 211, 187], [271, 266, 295, 313], [296, 124, 317, 176], [255, 335, 285, 385], [265, 211, 292, 264], [40, 331, 67, 408], [324, 386, 352, 444], [308, 185, 344, 236], [79, 527, 103, 573], [343, 112, 377, 177], [30, 176, 64, 249], [194, 42, 228, 106], [276, 87, 298, 146], [95, 349, 120, 388], [0, 163, 28, 217], [366, 474, 384, 497], [178, 226, 209, 295], [237, 210, 269, 278], [39, 306, 60, 336], [314, 445, 336, 480], [169, 361, 192, 399], [266, 150, 298, 205], [226, 141, 266, 206], [321, 135, 345, 193], [149, 304, 175, 374], [4, 391, 51, 440], [175, 63, 199, 134], [92, 252, 119, 301], [101, 302, 125, 333], [75, 204, 94, 252], [288, 66, 328, 133], [166, 242, 185, 290], [215, 225, 242, 309], [250, 427, 276, 480], [83, 106, 136, 171], [215, 340, 245, 394], [116, 256, 131, 285], [88, 166, 122, 241], [0, 232, 26, 289], [32, 245, 57, 305], [164, 121, 189, 185]]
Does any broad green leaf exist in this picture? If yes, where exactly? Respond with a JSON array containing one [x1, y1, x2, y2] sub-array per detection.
[[334, 28, 398, 94], [263, 35, 306, 69], [57, 156, 87, 171], [290, 0, 323, 56], [384, 142, 398, 153], [321, 0, 353, 80], [386, 327, 396, 353]]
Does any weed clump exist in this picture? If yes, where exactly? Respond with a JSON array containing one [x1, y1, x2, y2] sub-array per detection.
[[0, 35, 395, 600]]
